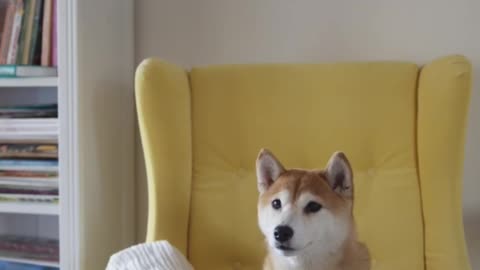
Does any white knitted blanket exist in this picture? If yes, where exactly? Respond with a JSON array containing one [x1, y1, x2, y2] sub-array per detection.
[[106, 241, 194, 270]]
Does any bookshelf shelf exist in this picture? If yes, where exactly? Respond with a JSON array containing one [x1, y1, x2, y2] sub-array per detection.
[[0, 255, 59, 268], [0, 78, 58, 88], [0, 202, 58, 216]]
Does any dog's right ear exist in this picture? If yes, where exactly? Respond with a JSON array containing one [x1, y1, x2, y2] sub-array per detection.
[[256, 149, 285, 194]]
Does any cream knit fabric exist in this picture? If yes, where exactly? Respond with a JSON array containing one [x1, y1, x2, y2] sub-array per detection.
[[106, 241, 194, 270]]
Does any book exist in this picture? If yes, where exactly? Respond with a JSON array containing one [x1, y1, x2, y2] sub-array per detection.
[[0, 104, 57, 118], [15, 0, 30, 65], [0, 159, 58, 172], [0, 159, 57, 167], [28, 0, 42, 65], [0, 134, 57, 143], [40, 0, 51, 66], [0, 171, 58, 188], [17, 0, 34, 65], [0, 118, 58, 125], [0, 177, 58, 188], [0, 65, 57, 77], [0, 185, 57, 195], [0, 143, 57, 159], [0, 171, 57, 178], [0, 0, 15, 64], [0, 130, 57, 138], [0, 261, 58, 270], [0, 194, 58, 203], [0, 2, 9, 35], [0, 110, 57, 118], [0, 134, 58, 143], [0, 104, 57, 110], [0, 235, 59, 263], [6, 0, 23, 64], [0, 130, 58, 138], [50, 0, 55, 66], [0, 119, 59, 138], [0, 126, 58, 135]]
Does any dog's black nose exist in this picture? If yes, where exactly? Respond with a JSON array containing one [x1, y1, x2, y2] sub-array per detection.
[[274, 225, 294, 243]]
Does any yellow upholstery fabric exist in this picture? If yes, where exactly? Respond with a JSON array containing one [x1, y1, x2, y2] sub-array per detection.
[[417, 57, 472, 270], [136, 61, 192, 253], [135, 55, 472, 270]]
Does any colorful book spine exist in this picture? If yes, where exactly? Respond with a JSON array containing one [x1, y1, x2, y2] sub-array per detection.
[[0, 159, 58, 168], [0, 3, 8, 31], [28, 0, 43, 65], [18, 0, 34, 65], [0, 65, 16, 77], [50, 0, 56, 66], [0, 261, 58, 270], [6, 0, 24, 64], [0, 144, 58, 159], [0, 187, 57, 195], [0, 64, 57, 77], [0, 1, 15, 64], [16, 0, 30, 64], [40, 0, 51, 66]]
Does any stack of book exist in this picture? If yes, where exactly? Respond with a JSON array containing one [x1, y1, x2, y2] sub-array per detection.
[[0, 261, 57, 270], [0, 0, 57, 77], [0, 104, 57, 204], [0, 234, 59, 262]]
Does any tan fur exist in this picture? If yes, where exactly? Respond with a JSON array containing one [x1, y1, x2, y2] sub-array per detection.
[[258, 153, 370, 270], [260, 170, 346, 214]]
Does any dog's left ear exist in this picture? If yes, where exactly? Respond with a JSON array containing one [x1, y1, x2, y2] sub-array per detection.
[[325, 151, 353, 199]]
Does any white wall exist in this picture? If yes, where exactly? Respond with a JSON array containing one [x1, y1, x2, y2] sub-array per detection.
[[75, 0, 135, 269], [135, 0, 480, 268]]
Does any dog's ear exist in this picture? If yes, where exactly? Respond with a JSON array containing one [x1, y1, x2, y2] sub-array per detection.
[[325, 151, 353, 199], [256, 149, 285, 194]]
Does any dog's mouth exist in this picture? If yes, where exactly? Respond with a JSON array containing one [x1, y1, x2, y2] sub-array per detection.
[[274, 241, 313, 256], [275, 244, 295, 251]]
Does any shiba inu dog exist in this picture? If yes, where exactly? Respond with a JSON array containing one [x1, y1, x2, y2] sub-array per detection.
[[256, 149, 370, 270]]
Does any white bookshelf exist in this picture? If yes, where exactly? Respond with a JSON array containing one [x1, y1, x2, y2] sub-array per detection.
[[0, 78, 58, 88], [0, 1, 135, 269], [0, 76, 60, 269], [0, 202, 59, 216]]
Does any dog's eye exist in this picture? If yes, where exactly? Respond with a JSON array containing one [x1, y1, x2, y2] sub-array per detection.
[[304, 201, 322, 213], [271, 199, 282, 210]]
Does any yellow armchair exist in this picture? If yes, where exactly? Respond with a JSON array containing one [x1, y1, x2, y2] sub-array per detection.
[[135, 55, 472, 270]]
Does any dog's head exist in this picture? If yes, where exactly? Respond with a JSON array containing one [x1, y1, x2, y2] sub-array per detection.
[[256, 149, 355, 257]]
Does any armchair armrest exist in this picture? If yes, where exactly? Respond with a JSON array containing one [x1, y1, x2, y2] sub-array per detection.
[[135, 59, 192, 252], [418, 55, 472, 270]]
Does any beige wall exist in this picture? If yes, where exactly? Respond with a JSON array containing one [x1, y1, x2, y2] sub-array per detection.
[[135, 0, 480, 267]]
